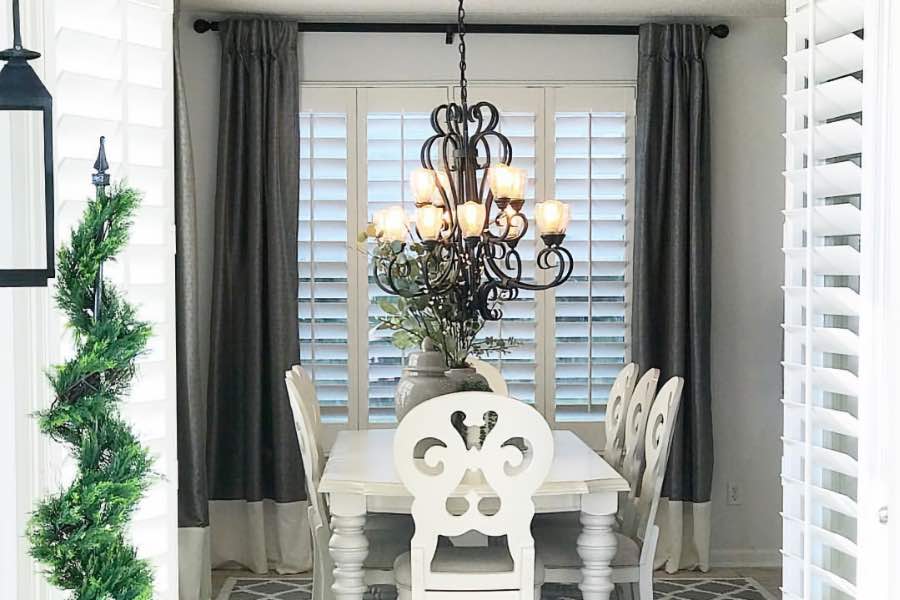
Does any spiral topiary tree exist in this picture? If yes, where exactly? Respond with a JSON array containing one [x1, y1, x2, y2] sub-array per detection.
[[28, 138, 156, 600]]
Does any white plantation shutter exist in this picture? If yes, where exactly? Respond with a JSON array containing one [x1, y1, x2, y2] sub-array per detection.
[[299, 88, 357, 431], [296, 84, 634, 449], [50, 0, 178, 596], [545, 87, 634, 447], [783, 1, 864, 599], [359, 87, 449, 424], [462, 86, 544, 407]]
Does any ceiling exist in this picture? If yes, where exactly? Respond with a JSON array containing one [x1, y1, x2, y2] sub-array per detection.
[[182, 0, 783, 20]]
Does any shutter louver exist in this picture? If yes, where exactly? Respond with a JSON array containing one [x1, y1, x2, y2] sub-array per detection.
[[299, 110, 351, 424], [552, 110, 628, 422], [783, 1, 863, 598], [52, 0, 177, 596]]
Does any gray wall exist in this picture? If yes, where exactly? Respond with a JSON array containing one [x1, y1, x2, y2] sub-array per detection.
[[177, 14, 785, 564], [706, 17, 785, 565]]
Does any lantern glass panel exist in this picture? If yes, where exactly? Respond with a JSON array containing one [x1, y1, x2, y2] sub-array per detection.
[[0, 109, 47, 271]]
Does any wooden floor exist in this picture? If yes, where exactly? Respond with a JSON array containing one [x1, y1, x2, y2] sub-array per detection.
[[211, 566, 781, 599]]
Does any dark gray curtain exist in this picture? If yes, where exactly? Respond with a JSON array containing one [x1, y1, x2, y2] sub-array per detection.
[[175, 2, 207, 531], [632, 23, 713, 504], [206, 18, 305, 503], [175, 4, 213, 597]]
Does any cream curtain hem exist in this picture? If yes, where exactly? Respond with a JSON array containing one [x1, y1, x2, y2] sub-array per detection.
[[209, 499, 312, 575], [653, 499, 712, 573]]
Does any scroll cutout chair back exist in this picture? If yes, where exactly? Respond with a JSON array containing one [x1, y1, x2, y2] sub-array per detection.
[[601, 363, 639, 470], [393, 392, 554, 599], [621, 368, 660, 496], [534, 376, 683, 600]]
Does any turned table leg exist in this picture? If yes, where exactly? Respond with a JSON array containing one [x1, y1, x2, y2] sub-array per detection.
[[329, 493, 369, 600], [578, 492, 619, 600]]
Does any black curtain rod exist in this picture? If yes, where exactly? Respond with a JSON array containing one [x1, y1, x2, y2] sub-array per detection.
[[192, 18, 729, 41]]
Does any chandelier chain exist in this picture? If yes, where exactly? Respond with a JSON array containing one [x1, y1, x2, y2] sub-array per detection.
[[457, 0, 467, 105]]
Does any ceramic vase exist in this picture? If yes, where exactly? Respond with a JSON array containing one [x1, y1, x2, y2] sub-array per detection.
[[394, 338, 457, 422]]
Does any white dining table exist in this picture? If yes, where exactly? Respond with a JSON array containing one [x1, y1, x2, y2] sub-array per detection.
[[319, 428, 629, 600]]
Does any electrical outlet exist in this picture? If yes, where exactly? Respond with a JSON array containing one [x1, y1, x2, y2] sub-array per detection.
[[726, 481, 742, 506]]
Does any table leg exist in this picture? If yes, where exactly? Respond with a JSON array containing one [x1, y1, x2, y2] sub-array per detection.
[[329, 493, 369, 600], [578, 492, 619, 600]]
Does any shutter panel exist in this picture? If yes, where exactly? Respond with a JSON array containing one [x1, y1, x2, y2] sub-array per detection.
[[548, 87, 633, 435], [299, 88, 356, 426], [51, 0, 177, 596], [360, 87, 449, 424], [783, 1, 863, 598]]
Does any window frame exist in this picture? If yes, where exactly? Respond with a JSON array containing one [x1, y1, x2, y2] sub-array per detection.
[[298, 81, 636, 450]]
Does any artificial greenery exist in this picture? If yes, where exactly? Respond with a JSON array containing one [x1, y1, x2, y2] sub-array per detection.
[[28, 182, 155, 600], [360, 231, 516, 368]]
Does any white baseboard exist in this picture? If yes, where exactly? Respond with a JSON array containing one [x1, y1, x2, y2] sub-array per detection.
[[710, 548, 781, 568]]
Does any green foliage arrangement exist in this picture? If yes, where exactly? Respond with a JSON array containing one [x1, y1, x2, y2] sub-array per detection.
[[360, 232, 516, 368], [28, 182, 156, 600]]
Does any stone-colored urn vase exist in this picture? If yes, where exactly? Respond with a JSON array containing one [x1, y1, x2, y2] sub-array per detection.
[[394, 338, 457, 421]]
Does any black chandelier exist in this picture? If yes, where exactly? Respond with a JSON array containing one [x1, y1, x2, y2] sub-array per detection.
[[371, 0, 573, 320]]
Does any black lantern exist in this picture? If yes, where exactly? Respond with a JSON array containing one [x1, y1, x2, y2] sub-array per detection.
[[0, 0, 54, 287]]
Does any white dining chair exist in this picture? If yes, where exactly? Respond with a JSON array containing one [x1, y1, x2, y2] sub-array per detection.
[[533, 364, 646, 533], [285, 368, 414, 600], [601, 363, 639, 471], [621, 368, 660, 496], [392, 391, 554, 600], [467, 355, 510, 395], [533, 376, 684, 600], [288, 366, 325, 475]]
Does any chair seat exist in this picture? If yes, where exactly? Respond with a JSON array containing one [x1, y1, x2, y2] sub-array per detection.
[[533, 523, 641, 569], [364, 514, 415, 571], [393, 547, 545, 587]]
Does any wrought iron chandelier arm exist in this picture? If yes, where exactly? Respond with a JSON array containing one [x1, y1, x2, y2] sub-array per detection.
[[509, 245, 575, 291]]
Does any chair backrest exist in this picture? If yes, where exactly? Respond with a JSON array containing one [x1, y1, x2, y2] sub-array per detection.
[[621, 376, 684, 545], [602, 363, 639, 470], [621, 368, 660, 496], [289, 365, 325, 475], [467, 355, 510, 396], [285, 369, 329, 536], [394, 392, 553, 595]]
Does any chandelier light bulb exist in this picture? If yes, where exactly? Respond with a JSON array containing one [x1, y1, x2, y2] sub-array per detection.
[[381, 205, 409, 243], [489, 164, 527, 200], [459, 201, 486, 239], [410, 168, 438, 206], [416, 204, 443, 241], [535, 199, 570, 235]]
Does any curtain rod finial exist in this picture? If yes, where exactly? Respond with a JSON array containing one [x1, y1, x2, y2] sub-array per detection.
[[194, 19, 214, 34], [709, 24, 729, 39]]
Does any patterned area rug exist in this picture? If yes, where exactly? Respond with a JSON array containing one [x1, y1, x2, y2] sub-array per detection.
[[216, 576, 777, 600]]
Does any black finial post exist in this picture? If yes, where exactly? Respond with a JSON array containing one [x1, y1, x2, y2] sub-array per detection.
[[92, 136, 110, 321], [92, 135, 110, 190]]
